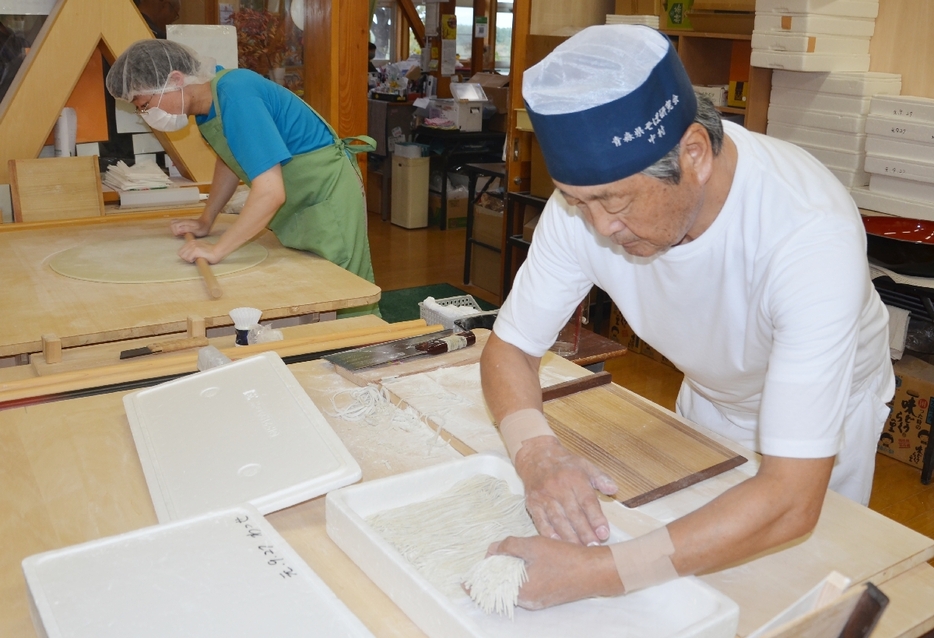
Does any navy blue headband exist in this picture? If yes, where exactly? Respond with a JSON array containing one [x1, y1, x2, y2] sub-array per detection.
[[525, 42, 697, 186]]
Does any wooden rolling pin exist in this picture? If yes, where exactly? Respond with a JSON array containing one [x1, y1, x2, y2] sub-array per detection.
[[184, 232, 223, 299]]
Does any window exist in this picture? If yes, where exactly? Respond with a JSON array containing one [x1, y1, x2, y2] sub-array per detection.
[[370, 0, 395, 62], [495, 0, 512, 71]]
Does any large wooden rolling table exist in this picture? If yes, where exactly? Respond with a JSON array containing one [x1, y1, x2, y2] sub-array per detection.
[[2, 349, 933, 637], [0, 214, 381, 358]]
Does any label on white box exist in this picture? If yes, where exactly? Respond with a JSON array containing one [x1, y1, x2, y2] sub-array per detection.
[[869, 95, 934, 124], [865, 154, 934, 185], [866, 114, 934, 143]]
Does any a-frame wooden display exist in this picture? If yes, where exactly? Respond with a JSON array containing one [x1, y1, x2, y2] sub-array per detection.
[[0, 0, 216, 185]]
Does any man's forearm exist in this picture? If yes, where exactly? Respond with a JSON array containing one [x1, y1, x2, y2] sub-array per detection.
[[479, 331, 543, 421]]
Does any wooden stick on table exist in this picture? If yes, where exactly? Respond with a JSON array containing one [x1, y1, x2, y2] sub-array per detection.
[[184, 232, 222, 299]]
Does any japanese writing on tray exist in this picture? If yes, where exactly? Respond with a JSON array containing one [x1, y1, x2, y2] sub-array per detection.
[[234, 514, 298, 580]]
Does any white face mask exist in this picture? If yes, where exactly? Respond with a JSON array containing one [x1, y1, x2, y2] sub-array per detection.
[[141, 82, 188, 132]]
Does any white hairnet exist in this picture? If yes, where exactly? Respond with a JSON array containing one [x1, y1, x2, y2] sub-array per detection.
[[106, 39, 216, 102], [523, 25, 670, 116]]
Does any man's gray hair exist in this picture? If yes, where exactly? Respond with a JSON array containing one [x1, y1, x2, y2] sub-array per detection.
[[640, 94, 724, 185]]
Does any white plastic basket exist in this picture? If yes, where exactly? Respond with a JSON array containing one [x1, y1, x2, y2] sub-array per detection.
[[418, 295, 496, 331]]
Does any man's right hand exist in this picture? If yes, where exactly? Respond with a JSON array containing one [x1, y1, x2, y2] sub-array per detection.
[[515, 435, 618, 545]]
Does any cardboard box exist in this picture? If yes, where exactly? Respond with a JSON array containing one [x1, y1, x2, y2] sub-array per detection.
[[522, 214, 540, 243], [878, 355, 933, 470], [694, 84, 729, 107], [429, 193, 468, 229], [530, 136, 554, 199], [469, 73, 509, 114], [664, 0, 694, 29], [473, 205, 503, 248], [607, 303, 678, 369], [470, 244, 501, 296]]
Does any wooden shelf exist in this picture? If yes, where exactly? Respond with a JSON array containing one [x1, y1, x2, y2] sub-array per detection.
[[662, 30, 751, 40], [717, 105, 746, 115]]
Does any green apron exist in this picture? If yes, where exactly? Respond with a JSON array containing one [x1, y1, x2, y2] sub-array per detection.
[[198, 70, 379, 317]]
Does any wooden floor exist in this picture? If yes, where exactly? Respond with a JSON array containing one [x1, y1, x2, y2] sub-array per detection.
[[366, 211, 934, 556]]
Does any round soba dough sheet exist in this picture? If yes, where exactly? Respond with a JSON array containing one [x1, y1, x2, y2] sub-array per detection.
[[49, 236, 268, 283]]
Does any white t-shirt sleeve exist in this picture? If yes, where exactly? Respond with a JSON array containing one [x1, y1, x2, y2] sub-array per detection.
[[757, 220, 870, 458], [493, 195, 596, 357]]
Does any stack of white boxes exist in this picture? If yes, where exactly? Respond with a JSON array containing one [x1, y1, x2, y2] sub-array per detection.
[[766, 70, 901, 188], [851, 96, 934, 220], [751, 0, 877, 72]]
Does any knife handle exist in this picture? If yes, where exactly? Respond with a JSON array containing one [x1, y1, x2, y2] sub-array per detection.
[[416, 331, 476, 355], [152, 336, 210, 353]]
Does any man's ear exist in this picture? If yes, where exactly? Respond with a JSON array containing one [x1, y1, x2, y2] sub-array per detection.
[[679, 123, 714, 185]]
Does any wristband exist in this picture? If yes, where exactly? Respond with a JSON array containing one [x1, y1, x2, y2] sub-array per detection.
[[498, 408, 558, 463], [609, 526, 679, 594]]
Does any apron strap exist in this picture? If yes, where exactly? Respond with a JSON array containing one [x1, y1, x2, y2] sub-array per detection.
[[340, 135, 377, 154]]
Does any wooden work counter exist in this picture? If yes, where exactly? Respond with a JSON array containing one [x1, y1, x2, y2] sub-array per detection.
[[1, 351, 933, 637], [0, 214, 380, 358]]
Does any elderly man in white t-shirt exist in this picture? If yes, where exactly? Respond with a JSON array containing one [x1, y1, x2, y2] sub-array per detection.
[[480, 25, 893, 609]]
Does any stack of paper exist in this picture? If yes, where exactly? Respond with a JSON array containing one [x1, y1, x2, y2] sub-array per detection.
[[606, 14, 660, 28], [103, 159, 173, 191]]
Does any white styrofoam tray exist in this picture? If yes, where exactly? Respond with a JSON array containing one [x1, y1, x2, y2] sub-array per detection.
[[326, 454, 739, 638], [752, 32, 870, 55], [850, 186, 934, 221], [124, 351, 361, 523], [755, 0, 879, 18], [866, 136, 934, 165], [769, 87, 872, 114], [869, 95, 934, 123], [22, 504, 374, 638], [767, 121, 866, 153], [829, 166, 870, 188], [771, 70, 901, 96], [753, 13, 876, 36], [864, 154, 934, 185], [869, 173, 934, 203], [866, 114, 934, 144], [753, 49, 870, 73], [768, 104, 868, 134], [794, 141, 865, 172]]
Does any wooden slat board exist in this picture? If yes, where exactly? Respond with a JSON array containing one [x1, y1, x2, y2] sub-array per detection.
[[9, 157, 104, 223], [0, 214, 380, 357], [544, 382, 747, 507]]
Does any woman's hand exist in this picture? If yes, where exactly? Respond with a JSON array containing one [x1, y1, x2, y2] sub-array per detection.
[[170, 217, 212, 238], [178, 237, 220, 264]]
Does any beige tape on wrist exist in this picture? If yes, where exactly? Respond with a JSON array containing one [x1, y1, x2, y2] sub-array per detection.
[[610, 526, 680, 594], [498, 408, 558, 463]]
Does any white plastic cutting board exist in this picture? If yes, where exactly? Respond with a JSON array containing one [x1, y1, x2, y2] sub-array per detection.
[[326, 455, 739, 638], [22, 504, 374, 638], [124, 352, 361, 523]]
